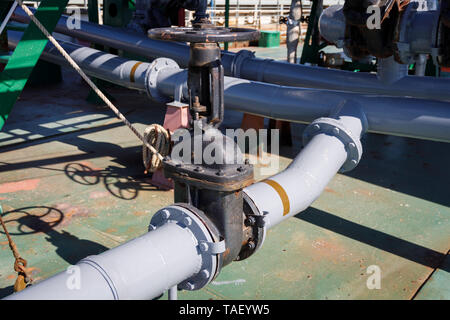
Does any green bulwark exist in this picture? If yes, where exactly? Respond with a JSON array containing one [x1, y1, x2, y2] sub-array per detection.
[[0, 0, 69, 131]]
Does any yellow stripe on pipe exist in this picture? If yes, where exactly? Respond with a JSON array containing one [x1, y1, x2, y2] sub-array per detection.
[[130, 62, 143, 83], [263, 179, 290, 216]]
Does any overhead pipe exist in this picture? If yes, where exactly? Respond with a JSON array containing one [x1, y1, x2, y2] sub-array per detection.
[[7, 31, 151, 92], [8, 32, 450, 143], [11, 6, 450, 102], [152, 62, 450, 143]]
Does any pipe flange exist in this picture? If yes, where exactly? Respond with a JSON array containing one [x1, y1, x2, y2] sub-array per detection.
[[230, 50, 255, 78], [145, 58, 180, 103], [149, 204, 224, 291], [235, 192, 267, 261], [303, 117, 363, 173], [256, 58, 274, 82]]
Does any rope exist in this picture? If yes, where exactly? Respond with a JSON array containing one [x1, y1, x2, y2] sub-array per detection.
[[15, 0, 164, 162], [143, 124, 171, 173], [0, 205, 32, 291], [0, 0, 18, 35]]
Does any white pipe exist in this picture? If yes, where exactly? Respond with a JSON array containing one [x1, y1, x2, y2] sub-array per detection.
[[154, 67, 450, 143], [11, 6, 450, 102], [244, 103, 365, 229], [8, 33, 450, 143], [5, 222, 202, 300], [244, 133, 347, 229], [7, 31, 150, 91]]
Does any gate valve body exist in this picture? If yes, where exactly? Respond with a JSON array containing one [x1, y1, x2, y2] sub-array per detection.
[[148, 22, 264, 272]]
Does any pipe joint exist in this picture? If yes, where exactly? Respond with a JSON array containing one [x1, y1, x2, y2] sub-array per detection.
[[145, 58, 181, 103], [77, 258, 119, 299], [303, 116, 363, 173], [230, 50, 255, 78], [149, 204, 225, 291]]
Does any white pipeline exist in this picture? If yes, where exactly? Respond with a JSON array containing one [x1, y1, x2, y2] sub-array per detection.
[[5, 223, 202, 300]]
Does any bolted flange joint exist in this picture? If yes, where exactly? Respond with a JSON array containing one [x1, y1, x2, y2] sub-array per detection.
[[145, 58, 180, 103], [149, 204, 225, 291], [230, 49, 255, 78], [303, 117, 363, 173]]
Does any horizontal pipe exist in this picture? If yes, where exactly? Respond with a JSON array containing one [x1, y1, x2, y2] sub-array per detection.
[[9, 33, 450, 143], [5, 222, 202, 300], [12, 6, 191, 67], [11, 6, 450, 102], [155, 67, 450, 143], [8, 31, 149, 91]]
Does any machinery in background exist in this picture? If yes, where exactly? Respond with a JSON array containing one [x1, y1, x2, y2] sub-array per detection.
[[283, 0, 449, 77], [127, 0, 208, 33]]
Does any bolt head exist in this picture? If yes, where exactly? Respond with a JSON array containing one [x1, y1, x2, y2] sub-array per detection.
[[185, 282, 195, 290], [245, 216, 256, 226], [161, 209, 170, 219], [313, 124, 321, 131], [200, 269, 210, 279], [199, 242, 209, 252], [333, 127, 340, 135], [183, 216, 192, 226], [148, 224, 157, 231]]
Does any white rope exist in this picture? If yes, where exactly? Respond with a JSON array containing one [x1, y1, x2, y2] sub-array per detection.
[[15, 0, 164, 161], [0, 1, 18, 35], [143, 124, 170, 173]]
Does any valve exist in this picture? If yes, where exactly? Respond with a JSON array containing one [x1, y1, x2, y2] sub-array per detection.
[[148, 21, 263, 276], [149, 24, 259, 127]]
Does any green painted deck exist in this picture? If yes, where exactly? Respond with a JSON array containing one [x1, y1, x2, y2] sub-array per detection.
[[0, 49, 449, 300]]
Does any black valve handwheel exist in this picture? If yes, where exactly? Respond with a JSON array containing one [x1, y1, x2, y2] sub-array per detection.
[[148, 26, 260, 43]]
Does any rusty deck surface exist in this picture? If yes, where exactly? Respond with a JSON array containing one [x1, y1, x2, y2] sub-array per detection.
[[0, 64, 449, 300]]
